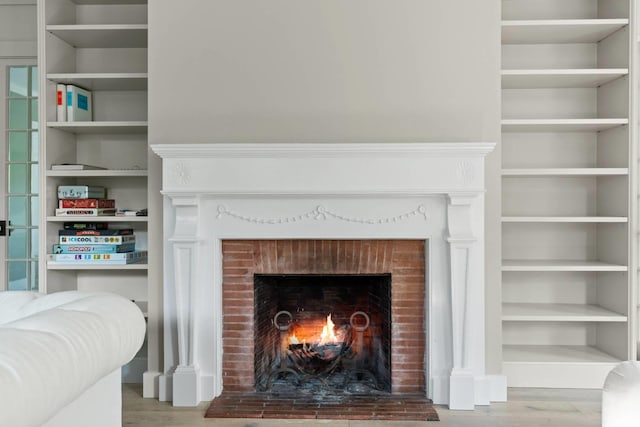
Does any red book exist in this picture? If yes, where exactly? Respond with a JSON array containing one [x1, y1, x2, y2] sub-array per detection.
[[58, 199, 115, 209]]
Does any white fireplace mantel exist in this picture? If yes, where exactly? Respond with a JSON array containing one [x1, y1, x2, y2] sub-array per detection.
[[152, 142, 505, 410]]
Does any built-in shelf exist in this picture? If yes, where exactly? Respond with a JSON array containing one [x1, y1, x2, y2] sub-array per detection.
[[502, 260, 628, 272], [47, 121, 148, 134], [501, 69, 628, 88], [46, 216, 149, 223], [46, 24, 148, 48], [501, 119, 628, 132], [502, 216, 627, 223], [47, 262, 148, 270], [500, 2, 633, 390], [502, 303, 627, 322], [503, 345, 621, 364], [502, 168, 628, 176], [502, 19, 629, 44], [46, 169, 148, 177], [47, 73, 148, 91]]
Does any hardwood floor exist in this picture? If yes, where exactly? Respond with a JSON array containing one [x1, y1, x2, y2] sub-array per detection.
[[122, 384, 601, 426]]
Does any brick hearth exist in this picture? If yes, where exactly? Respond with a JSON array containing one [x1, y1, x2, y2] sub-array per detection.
[[221, 239, 426, 394]]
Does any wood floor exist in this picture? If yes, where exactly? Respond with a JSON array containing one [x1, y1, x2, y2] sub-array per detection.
[[122, 384, 601, 426]]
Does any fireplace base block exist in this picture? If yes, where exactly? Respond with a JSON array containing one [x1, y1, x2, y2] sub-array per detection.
[[172, 366, 201, 407], [205, 392, 440, 421]]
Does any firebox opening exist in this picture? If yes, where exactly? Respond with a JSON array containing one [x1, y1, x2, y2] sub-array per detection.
[[254, 274, 392, 396]]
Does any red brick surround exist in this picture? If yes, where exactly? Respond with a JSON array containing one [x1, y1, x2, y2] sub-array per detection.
[[222, 239, 426, 394]]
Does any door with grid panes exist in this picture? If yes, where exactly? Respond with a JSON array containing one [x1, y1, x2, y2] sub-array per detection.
[[1, 62, 39, 291]]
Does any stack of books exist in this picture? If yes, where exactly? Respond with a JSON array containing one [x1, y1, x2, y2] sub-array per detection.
[[56, 185, 116, 216], [49, 223, 147, 265]]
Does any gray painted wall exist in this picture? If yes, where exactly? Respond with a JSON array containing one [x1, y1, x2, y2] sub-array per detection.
[[148, 0, 502, 374], [0, 1, 36, 58]]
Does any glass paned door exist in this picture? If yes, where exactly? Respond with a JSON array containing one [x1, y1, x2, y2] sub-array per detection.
[[4, 65, 39, 291]]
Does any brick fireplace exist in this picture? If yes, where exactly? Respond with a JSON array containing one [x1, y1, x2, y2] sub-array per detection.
[[222, 239, 426, 395], [151, 142, 505, 410]]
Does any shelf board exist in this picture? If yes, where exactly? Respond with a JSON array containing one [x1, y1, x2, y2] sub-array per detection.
[[502, 19, 629, 44], [502, 167, 628, 176], [501, 118, 628, 132], [47, 121, 147, 134], [501, 69, 628, 88], [502, 260, 628, 272], [47, 262, 148, 270], [70, 0, 147, 4], [46, 215, 148, 222], [502, 216, 627, 223], [47, 169, 148, 177], [502, 303, 627, 322], [503, 345, 621, 364], [47, 73, 148, 91], [46, 24, 148, 48]]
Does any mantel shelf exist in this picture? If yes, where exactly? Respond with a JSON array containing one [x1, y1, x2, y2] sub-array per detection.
[[47, 73, 148, 91], [501, 69, 628, 88], [502, 216, 627, 223], [502, 19, 629, 44], [501, 119, 628, 132], [502, 303, 627, 322], [502, 260, 628, 272], [46, 24, 148, 48]]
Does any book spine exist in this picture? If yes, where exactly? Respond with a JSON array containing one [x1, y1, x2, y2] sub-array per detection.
[[49, 251, 147, 264], [57, 186, 106, 199], [66, 84, 92, 122], [56, 84, 67, 121], [59, 199, 115, 209], [63, 222, 109, 230], [58, 228, 134, 236], [53, 243, 136, 254], [55, 208, 116, 216], [59, 235, 136, 244]]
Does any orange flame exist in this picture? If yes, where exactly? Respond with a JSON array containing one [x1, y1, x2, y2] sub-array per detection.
[[287, 313, 339, 346], [319, 314, 338, 345]]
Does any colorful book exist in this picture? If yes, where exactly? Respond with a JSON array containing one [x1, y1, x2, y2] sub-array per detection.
[[59, 235, 135, 244], [57, 185, 106, 199], [55, 208, 116, 216], [48, 251, 147, 265], [56, 84, 67, 121], [53, 243, 136, 254], [58, 228, 133, 236], [59, 199, 115, 209], [66, 84, 92, 121]]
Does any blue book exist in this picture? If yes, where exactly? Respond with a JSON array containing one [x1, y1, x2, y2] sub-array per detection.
[[53, 243, 136, 254]]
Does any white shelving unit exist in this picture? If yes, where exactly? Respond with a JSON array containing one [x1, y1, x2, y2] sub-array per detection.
[[501, 0, 635, 388], [37, 0, 149, 383]]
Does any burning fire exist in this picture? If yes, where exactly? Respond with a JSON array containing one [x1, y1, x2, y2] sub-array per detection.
[[288, 314, 339, 346], [319, 314, 338, 345]]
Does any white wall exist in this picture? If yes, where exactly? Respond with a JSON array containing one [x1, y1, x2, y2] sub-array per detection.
[[148, 0, 502, 374], [0, 1, 36, 58]]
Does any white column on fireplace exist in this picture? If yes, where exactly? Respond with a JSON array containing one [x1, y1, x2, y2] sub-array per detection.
[[152, 142, 504, 410]]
